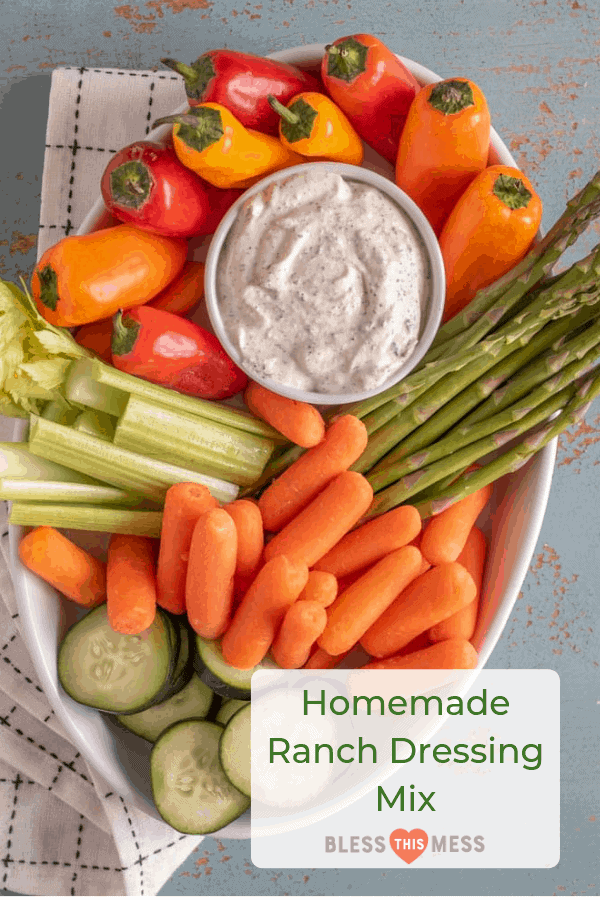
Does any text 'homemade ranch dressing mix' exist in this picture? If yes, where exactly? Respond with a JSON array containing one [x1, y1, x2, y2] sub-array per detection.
[[216, 170, 430, 394]]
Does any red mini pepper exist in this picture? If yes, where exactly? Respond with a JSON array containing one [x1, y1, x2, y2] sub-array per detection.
[[111, 306, 248, 401], [321, 34, 420, 165], [161, 49, 320, 135], [101, 141, 242, 238]]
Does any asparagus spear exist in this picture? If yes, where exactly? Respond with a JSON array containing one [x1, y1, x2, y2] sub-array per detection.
[[362, 368, 600, 521], [412, 370, 600, 519], [369, 304, 600, 475], [369, 344, 600, 492]]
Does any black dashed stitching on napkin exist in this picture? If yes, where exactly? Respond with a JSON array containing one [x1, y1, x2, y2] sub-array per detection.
[[1, 773, 22, 884], [1, 652, 45, 693], [1, 634, 17, 652], [118, 796, 144, 894], [145, 80, 155, 135], [65, 67, 85, 236], [0, 718, 90, 781], [45, 144, 118, 153]]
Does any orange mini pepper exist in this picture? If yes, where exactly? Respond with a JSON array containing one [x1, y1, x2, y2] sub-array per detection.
[[395, 77, 491, 236], [268, 91, 364, 165], [31, 224, 188, 328], [154, 102, 304, 189], [439, 165, 543, 322]]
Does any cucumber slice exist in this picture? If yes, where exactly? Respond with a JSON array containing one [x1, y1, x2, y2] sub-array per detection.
[[116, 674, 214, 742], [219, 704, 251, 797], [194, 636, 280, 700], [216, 699, 249, 727], [151, 719, 250, 834], [57, 604, 174, 714]]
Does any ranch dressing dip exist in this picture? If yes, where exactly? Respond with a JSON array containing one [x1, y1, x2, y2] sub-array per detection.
[[216, 170, 429, 394]]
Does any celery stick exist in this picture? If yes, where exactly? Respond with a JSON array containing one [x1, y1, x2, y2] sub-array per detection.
[[91, 358, 283, 441], [0, 442, 99, 485], [9, 502, 163, 537], [73, 409, 116, 441], [41, 399, 80, 426], [65, 358, 129, 417], [0, 479, 141, 506], [114, 396, 274, 487], [28, 417, 239, 504]]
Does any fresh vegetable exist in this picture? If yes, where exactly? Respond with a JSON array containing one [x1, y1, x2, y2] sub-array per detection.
[[224, 499, 264, 581], [0, 279, 89, 418], [185, 508, 237, 639], [216, 698, 249, 726], [420, 482, 493, 565], [107, 534, 158, 634], [219, 704, 251, 797], [271, 601, 328, 669], [297, 570, 338, 608], [156, 482, 218, 615], [360, 561, 478, 658], [116, 673, 214, 742], [362, 637, 478, 669], [57, 603, 175, 713], [31, 225, 188, 327], [268, 92, 363, 164], [28, 415, 239, 505], [0, 442, 97, 485], [162, 49, 319, 133], [101, 141, 242, 238], [74, 260, 207, 363], [314, 504, 421, 578], [10, 503, 163, 537], [257, 415, 367, 532], [1, 479, 139, 507], [395, 77, 491, 235], [321, 34, 419, 164], [111, 305, 248, 401], [263, 470, 373, 569], [440, 166, 543, 322], [151, 719, 249, 833], [428, 526, 486, 642], [303, 646, 350, 669], [221, 555, 309, 670], [244, 381, 325, 448], [194, 634, 280, 700], [318, 544, 423, 656], [113, 396, 274, 486], [154, 103, 304, 189], [18, 526, 106, 608]]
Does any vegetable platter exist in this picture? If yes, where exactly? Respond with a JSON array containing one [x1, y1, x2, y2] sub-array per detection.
[[4, 41, 577, 837]]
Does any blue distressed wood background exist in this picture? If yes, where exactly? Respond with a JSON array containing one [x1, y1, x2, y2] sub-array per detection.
[[0, 0, 598, 894]]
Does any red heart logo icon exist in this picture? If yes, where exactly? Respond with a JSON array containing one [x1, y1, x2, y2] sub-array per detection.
[[389, 829, 428, 863]]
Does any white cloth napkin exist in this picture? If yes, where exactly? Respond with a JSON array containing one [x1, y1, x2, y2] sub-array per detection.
[[0, 66, 207, 896]]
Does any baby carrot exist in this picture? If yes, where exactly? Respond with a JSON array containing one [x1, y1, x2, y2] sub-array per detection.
[[428, 526, 486, 642], [318, 544, 423, 657], [303, 646, 350, 669], [361, 561, 477, 658], [224, 499, 264, 581], [314, 505, 421, 578], [107, 534, 157, 634], [271, 600, 328, 669], [258, 415, 368, 532], [185, 508, 237, 639], [420, 483, 493, 565], [221, 555, 309, 669], [156, 482, 218, 615], [264, 470, 373, 569], [244, 381, 325, 448], [297, 570, 338, 607], [18, 526, 106, 608], [362, 638, 478, 669]]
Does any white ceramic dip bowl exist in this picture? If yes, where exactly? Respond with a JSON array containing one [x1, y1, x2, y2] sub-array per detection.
[[204, 161, 445, 405]]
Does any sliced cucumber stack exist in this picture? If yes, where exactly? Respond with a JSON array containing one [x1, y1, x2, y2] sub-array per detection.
[[194, 635, 281, 700], [57, 604, 177, 714], [219, 703, 251, 797], [151, 719, 250, 834], [216, 698, 249, 727], [116, 674, 214, 742]]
